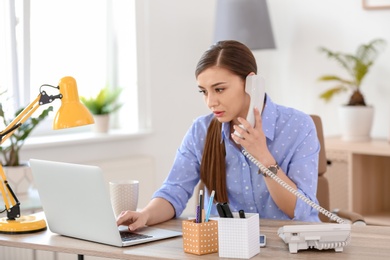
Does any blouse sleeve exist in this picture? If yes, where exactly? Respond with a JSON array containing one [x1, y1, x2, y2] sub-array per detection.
[[288, 118, 321, 221], [152, 116, 209, 217]]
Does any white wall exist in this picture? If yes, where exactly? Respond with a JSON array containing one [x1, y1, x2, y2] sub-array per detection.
[[262, 0, 390, 139], [136, 0, 390, 184], [21, 0, 390, 215]]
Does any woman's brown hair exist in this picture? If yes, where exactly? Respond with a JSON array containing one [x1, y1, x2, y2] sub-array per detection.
[[196, 40, 257, 202]]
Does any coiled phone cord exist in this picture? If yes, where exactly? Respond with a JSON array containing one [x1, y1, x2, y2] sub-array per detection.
[[242, 149, 346, 225], [314, 239, 349, 251]]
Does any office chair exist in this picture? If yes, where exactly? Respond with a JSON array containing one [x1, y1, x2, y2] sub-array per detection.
[[311, 115, 365, 225], [195, 115, 366, 225]]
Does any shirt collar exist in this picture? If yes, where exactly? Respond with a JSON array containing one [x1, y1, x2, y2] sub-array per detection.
[[262, 94, 277, 141], [221, 121, 230, 143]]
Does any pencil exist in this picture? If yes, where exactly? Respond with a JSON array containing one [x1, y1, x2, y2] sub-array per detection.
[[205, 190, 215, 222], [195, 204, 200, 223]]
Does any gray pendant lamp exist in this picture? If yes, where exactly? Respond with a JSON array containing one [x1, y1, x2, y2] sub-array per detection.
[[213, 0, 276, 50]]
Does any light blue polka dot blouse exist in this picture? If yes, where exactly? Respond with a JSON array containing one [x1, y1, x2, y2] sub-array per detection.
[[153, 95, 321, 222]]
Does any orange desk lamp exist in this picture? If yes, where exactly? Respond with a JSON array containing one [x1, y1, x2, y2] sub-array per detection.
[[0, 76, 94, 234]]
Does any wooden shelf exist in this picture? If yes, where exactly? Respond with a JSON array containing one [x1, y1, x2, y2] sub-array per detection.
[[325, 137, 390, 226], [325, 137, 390, 157]]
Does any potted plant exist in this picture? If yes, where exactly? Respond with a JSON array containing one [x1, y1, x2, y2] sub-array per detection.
[[317, 38, 386, 141], [80, 87, 123, 133], [0, 100, 53, 194]]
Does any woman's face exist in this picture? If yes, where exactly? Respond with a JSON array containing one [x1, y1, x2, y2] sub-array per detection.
[[197, 66, 250, 125]]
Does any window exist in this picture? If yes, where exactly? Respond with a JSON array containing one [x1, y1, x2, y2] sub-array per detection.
[[0, 0, 138, 135]]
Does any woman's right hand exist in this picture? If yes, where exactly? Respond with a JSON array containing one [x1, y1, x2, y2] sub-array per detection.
[[116, 210, 149, 231], [116, 198, 175, 231]]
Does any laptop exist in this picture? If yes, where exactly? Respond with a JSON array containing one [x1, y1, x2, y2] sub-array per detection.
[[29, 159, 182, 247]]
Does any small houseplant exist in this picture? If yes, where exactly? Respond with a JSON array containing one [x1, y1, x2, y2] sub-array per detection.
[[0, 97, 52, 195], [80, 87, 123, 133], [0, 104, 53, 166], [317, 38, 386, 141], [80, 87, 123, 115], [317, 38, 386, 105]]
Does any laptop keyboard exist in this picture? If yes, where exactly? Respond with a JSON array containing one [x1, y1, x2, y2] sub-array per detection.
[[120, 231, 153, 242]]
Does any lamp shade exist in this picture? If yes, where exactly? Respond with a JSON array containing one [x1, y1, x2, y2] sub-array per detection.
[[213, 0, 275, 50], [53, 76, 94, 129]]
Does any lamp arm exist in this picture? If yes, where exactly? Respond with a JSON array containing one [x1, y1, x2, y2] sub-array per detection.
[[0, 95, 41, 145], [0, 91, 61, 144], [0, 92, 60, 220]]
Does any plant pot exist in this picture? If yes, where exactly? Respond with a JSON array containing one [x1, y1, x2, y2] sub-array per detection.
[[338, 105, 374, 142], [92, 114, 110, 133], [2, 165, 34, 196]]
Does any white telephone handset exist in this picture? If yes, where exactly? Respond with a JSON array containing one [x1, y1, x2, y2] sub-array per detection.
[[233, 74, 265, 139]]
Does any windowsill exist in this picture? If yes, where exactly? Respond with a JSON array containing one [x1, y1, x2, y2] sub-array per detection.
[[23, 128, 153, 151]]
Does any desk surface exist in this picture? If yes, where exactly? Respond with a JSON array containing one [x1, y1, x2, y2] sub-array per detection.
[[1, 213, 390, 259]]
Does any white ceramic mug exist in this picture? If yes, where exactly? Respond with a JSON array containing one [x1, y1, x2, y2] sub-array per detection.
[[109, 180, 139, 218]]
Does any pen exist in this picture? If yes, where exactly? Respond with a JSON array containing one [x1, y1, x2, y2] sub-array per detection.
[[199, 190, 203, 223], [205, 190, 215, 222], [216, 202, 234, 218], [239, 209, 246, 219], [216, 203, 225, 217], [222, 203, 233, 218]]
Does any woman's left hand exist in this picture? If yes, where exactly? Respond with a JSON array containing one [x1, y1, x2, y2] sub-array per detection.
[[231, 107, 274, 166]]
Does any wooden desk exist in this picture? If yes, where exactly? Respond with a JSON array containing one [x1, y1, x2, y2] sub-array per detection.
[[325, 137, 390, 225], [1, 213, 390, 259]]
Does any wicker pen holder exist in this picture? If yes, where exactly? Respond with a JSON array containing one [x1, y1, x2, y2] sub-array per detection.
[[218, 212, 260, 259], [182, 219, 218, 255]]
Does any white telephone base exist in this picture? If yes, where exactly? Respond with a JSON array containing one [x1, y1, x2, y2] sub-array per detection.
[[278, 223, 351, 253]]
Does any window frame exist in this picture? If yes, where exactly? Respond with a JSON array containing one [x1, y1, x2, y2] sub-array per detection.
[[1, 0, 140, 137]]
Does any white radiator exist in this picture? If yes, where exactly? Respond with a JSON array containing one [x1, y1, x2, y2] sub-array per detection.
[[0, 248, 112, 260], [0, 246, 35, 260], [0, 155, 155, 260]]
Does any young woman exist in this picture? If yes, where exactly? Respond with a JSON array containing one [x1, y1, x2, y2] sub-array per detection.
[[117, 40, 321, 231]]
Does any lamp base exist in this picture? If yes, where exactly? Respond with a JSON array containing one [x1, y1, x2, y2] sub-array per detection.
[[0, 215, 47, 234]]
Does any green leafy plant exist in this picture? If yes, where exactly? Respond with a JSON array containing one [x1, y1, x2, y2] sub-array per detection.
[[317, 38, 386, 106], [80, 87, 123, 115], [0, 104, 53, 166]]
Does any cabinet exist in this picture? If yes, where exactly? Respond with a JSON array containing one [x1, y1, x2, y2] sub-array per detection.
[[325, 137, 390, 225]]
